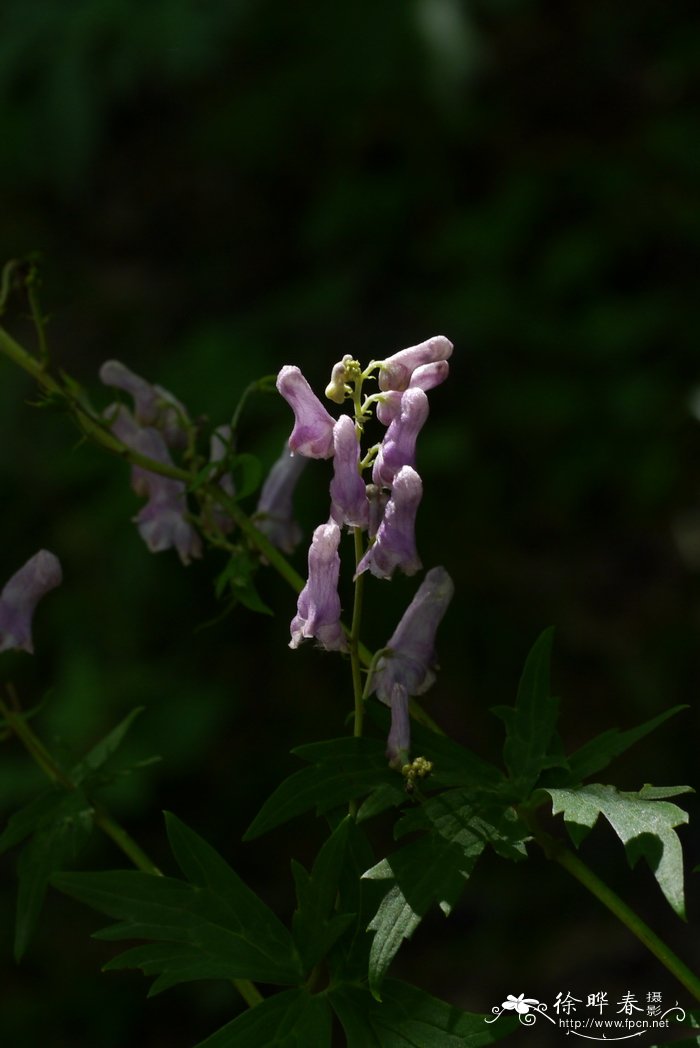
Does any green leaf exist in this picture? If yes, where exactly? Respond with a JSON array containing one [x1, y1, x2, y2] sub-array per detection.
[[194, 987, 332, 1048], [244, 738, 399, 840], [330, 978, 518, 1047], [52, 814, 303, 990], [231, 452, 262, 500], [15, 788, 94, 960], [493, 627, 564, 797], [559, 706, 687, 785], [545, 783, 692, 917], [0, 788, 68, 855], [70, 707, 145, 786], [292, 816, 355, 972], [215, 550, 272, 616]]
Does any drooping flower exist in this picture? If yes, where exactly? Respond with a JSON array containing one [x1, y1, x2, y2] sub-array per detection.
[[107, 404, 202, 564], [0, 550, 62, 654], [290, 521, 347, 651], [370, 566, 454, 704], [276, 365, 336, 459], [385, 682, 410, 764], [376, 360, 450, 425], [330, 415, 369, 529], [372, 387, 429, 489], [206, 425, 236, 535], [356, 466, 422, 579], [377, 335, 453, 393], [100, 360, 189, 449], [366, 484, 389, 539], [254, 446, 307, 553]]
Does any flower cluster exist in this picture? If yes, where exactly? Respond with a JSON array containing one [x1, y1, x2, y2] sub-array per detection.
[[277, 336, 455, 763]]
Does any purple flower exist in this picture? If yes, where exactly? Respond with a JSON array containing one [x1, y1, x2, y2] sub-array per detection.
[[100, 360, 189, 449], [372, 388, 429, 489], [376, 360, 450, 425], [0, 550, 62, 654], [206, 425, 236, 535], [386, 682, 410, 765], [330, 415, 369, 529], [370, 566, 454, 704], [254, 446, 307, 553], [290, 522, 347, 651], [107, 404, 202, 564], [277, 366, 336, 459], [377, 335, 453, 393], [356, 466, 422, 579], [366, 484, 389, 539]]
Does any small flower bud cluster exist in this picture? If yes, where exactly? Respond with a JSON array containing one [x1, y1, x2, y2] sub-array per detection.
[[276, 336, 455, 762]]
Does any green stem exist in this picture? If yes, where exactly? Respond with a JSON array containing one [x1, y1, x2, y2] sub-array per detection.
[[0, 694, 262, 1008], [530, 816, 700, 1003], [350, 527, 366, 740]]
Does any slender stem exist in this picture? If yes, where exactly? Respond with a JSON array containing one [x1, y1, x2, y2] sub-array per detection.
[[529, 815, 700, 1003], [0, 694, 262, 1008], [350, 527, 366, 740]]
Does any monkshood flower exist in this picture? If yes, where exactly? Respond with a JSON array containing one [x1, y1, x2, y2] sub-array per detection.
[[385, 682, 410, 764], [276, 365, 336, 459], [370, 566, 454, 704], [100, 360, 189, 449], [356, 466, 422, 579], [290, 521, 347, 651], [254, 446, 307, 553], [377, 335, 453, 392], [206, 425, 236, 535], [366, 484, 389, 539], [108, 404, 202, 564], [372, 387, 430, 489], [376, 360, 450, 426], [330, 415, 369, 529], [0, 550, 62, 654]]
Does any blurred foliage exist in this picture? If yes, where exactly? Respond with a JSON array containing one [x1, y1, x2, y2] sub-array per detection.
[[1, 1, 700, 1045]]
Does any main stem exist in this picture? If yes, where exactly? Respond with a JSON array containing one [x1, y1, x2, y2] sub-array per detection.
[[350, 527, 366, 740], [0, 697, 263, 1009]]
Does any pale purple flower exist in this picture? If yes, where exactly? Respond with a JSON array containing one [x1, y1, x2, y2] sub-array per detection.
[[377, 335, 453, 393], [0, 551, 62, 654], [276, 365, 336, 459], [370, 566, 454, 704], [100, 360, 189, 449], [386, 682, 410, 764], [356, 466, 422, 579], [376, 360, 450, 425], [372, 388, 430, 489], [106, 404, 202, 564], [254, 446, 307, 553], [290, 522, 347, 651], [366, 484, 389, 539], [330, 415, 369, 529]]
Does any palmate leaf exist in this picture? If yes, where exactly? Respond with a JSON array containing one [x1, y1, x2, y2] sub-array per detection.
[[544, 783, 693, 917], [291, 816, 355, 973], [70, 706, 146, 786], [330, 979, 519, 1047], [363, 794, 528, 997], [195, 987, 332, 1048], [492, 627, 565, 797], [52, 813, 303, 992], [244, 738, 400, 840]]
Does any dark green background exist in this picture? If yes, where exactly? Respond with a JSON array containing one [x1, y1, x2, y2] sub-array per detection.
[[1, 2, 699, 1045]]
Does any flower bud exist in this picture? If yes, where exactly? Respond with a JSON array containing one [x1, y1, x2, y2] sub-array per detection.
[[0, 551, 62, 654], [276, 365, 336, 459]]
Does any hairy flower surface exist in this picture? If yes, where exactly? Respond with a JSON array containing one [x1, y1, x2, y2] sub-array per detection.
[[377, 335, 453, 392], [277, 365, 336, 459], [100, 360, 189, 449], [0, 550, 62, 654], [370, 566, 454, 704], [376, 360, 450, 425], [254, 446, 307, 553], [107, 404, 201, 564], [330, 415, 369, 529], [372, 387, 429, 489], [356, 466, 422, 578], [290, 521, 347, 651]]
